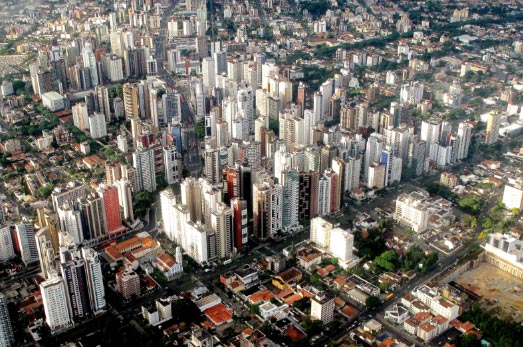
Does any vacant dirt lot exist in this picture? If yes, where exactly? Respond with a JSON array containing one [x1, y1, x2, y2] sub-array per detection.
[[455, 262, 523, 321]]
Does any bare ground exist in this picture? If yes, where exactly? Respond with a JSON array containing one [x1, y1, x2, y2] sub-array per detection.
[[455, 263, 523, 322]]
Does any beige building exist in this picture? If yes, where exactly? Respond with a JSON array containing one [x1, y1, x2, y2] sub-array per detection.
[[394, 191, 430, 233]]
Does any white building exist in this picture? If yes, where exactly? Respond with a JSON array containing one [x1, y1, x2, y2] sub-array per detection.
[[211, 203, 233, 259], [329, 228, 354, 262], [155, 248, 183, 278], [88, 112, 107, 139], [82, 43, 99, 86], [160, 189, 177, 240], [413, 285, 460, 321], [115, 178, 134, 221], [133, 147, 157, 192], [310, 217, 336, 249], [456, 122, 472, 160], [72, 103, 89, 131], [394, 191, 430, 233], [502, 185, 523, 210], [163, 145, 179, 185], [185, 221, 209, 265], [15, 223, 39, 265], [42, 91, 66, 111], [82, 248, 106, 313], [40, 273, 73, 332], [311, 292, 335, 324], [142, 299, 173, 326]]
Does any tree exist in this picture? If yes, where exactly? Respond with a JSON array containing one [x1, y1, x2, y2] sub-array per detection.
[[36, 184, 55, 198], [365, 296, 381, 308], [482, 217, 493, 229], [135, 191, 152, 218], [375, 250, 398, 272], [458, 196, 482, 215]]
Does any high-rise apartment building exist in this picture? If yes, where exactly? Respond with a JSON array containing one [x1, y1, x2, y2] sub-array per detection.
[[60, 250, 90, 320], [230, 198, 248, 253], [77, 193, 106, 239], [115, 178, 134, 221], [0, 292, 14, 347], [133, 147, 157, 192], [281, 170, 299, 231], [82, 43, 99, 87], [35, 227, 56, 279], [485, 112, 500, 145], [116, 269, 140, 300], [82, 248, 106, 313], [456, 122, 473, 160], [163, 145, 179, 185], [14, 223, 39, 265], [394, 192, 430, 233], [181, 177, 204, 223], [40, 273, 73, 332], [0, 225, 14, 263], [97, 185, 123, 234], [211, 203, 233, 259]]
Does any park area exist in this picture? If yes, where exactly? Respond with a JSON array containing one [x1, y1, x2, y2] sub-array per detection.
[[455, 263, 523, 322]]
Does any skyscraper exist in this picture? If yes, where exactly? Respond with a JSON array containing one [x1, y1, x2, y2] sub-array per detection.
[[0, 225, 14, 263], [181, 177, 204, 223], [35, 227, 56, 279], [230, 198, 248, 253], [456, 122, 473, 160], [211, 202, 233, 259], [97, 185, 123, 234], [0, 292, 14, 347], [133, 147, 157, 193], [115, 178, 134, 222], [82, 43, 99, 87], [14, 222, 39, 265], [485, 112, 500, 145], [281, 170, 299, 231], [60, 249, 90, 321], [57, 204, 84, 244], [163, 145, 179, 185], [40, 273, 73, 332], [160, 188, 177, 241], [82, 248, 106, 313], [77, 193, 106, 239], [364, 133, 384, 181]]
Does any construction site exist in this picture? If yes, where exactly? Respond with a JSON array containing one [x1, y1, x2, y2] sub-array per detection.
[[455, 262, 523, 322]]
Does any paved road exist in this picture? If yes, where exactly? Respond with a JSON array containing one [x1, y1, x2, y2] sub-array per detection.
[[155, 3, 201, 178]]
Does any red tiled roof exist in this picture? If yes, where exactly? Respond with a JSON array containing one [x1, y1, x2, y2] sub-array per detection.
[[248, 289, 274, 304], [285, 294, 303, 305], [284, 325, 306, 341], [204, 304, 233, 325]]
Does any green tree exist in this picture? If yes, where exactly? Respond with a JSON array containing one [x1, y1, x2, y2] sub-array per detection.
[[365, 296, 381, 308], [135, 191, 153, 218], [458, 195, 482, 215], [482, 217, 493, 229], [36, 184, 55, 198]]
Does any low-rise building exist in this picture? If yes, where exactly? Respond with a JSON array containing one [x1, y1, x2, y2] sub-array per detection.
[[272, 267, 302, 290]]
